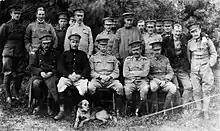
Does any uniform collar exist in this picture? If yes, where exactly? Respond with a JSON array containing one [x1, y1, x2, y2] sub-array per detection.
[[132, 55, 142, 61], [36, 19, 45, 24], [103, 30, 113, 35], [154, 54, 162, 60], [75, 22, 85, 27]]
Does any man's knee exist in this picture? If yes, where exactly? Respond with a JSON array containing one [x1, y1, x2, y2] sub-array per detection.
[[115, 82, 124, 95], [124, 84, 133, 100], [150, 80, 159, 92], [88, 80, 98, 95], [167, 82, 177, 94]]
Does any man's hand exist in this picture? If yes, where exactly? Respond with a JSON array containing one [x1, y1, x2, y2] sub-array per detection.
[[74, 74, 81, 81], [46, 72, 53, 78], [160, 80, 166, 87], [40, 72, 47, 78], [68, 74, 76, 82]]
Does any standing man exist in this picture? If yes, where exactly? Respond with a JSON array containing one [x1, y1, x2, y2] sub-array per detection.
[[55, 12, 69, 52], [155, 19, 164, 35], [0, 5, 27, 105], [115, 12, 142, 62], [28, 34, 60, 115], [25, 7, 58, 53], [163, 24, 192, 112], [112, 17, 119, 34], [56, 33, 90, 120], [69, 13, 76, 27], [187, 22, 217, 119], [123, 41, 150, 116], [88, 37, 124, 116], [137, 20, 145, 35], [64, 9, 93, 57], [148, 41, 177, 116], [94, 17, 117, 57], [143, 20, 162, 58], [161, 19, 174, 39]]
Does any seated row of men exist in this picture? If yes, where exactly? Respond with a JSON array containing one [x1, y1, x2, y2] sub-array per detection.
[[27, 31, 179, 120]]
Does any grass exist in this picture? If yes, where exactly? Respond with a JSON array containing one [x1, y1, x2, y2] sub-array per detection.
[[0, 84, 220, 131]]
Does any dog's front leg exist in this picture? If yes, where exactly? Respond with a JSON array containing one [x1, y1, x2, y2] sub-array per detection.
[[74, 114, 80, 128], [79, 118, 90, 127]]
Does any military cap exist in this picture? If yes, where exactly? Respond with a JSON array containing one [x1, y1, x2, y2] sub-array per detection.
[[129, 40, 142, 49], [68, 33, 81, 40], [73, 8, 85, 13], [39, 34, 53, 43], [102, 17, 113, 23], [156, 19, 163, 25], [187, 22, 200, 31], [122, 12, 135, 19], [58, 12, 69, 20], [96, 37, 109, 44], [9, 5, 22, 13], [37, 7, 44, 11], [145, 20, 156, 26], [150, 41, 163, 50], [163, 19, 174, 25], [137, 20, 145, 25]]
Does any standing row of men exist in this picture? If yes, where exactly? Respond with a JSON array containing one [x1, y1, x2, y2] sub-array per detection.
[[0, 5, 218, 120]]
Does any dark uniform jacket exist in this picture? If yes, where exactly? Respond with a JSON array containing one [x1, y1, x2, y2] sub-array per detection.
[[29, 48, 60, 76], [58, 49, 90, 79], [0, 19, 26, 57], [162, 34, 190, 72], [55, 25, 67, 52]]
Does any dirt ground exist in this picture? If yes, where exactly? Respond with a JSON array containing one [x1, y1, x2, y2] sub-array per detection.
[[0, 87, 220, 131]]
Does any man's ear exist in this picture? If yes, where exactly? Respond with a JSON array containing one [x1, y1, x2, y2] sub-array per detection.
[[78, 101, 82, 108]]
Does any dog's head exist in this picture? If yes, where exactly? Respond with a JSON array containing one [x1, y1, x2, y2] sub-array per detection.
[[78, 99, 90, 112]]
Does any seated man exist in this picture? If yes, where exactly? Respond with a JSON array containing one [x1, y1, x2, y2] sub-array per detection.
[[88, 37, 124, 116], [123, 40, 150, 116], [148, 41, 177, 115], [28, 34, 60, 115], [55, 33, 90, 120]]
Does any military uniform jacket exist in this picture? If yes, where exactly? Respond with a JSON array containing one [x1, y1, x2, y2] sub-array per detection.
[[123, 55, 150, 83], [115, 27, 142, 59], [55, 25, 67, 52], [148, 55, 174, 81], [58, 49, 90, 78], [25, 21, 58, 52], [29, 48, 60, 76], [187, 36, 217, 73], [162, 34, 190, 72], [90, 52, 119, 79], [0, 19, 26, 57]]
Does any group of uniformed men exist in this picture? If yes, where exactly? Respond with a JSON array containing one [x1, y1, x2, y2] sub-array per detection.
[[0, 5, 218, 121]]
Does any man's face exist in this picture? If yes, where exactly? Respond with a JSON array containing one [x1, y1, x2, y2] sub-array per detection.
[[10, 11, 21, 20], [36, 10, 45, 22], [69, 18, 76, 26], [70, 37, 80, 50], [190, 28, 201, 39], [75, 12, 84, 24], [59, 19, 68, 28], [104, 21, 112, 32], [41, 41, 52, 52], [98, 42, 108, 53], [124, 18, 134, 28], [146, 25, 155, 34], [164, 24, 172, 33], [173, 26, 182, 38], [137, 23, 145, 32], [153, 46, 162, 57], [131, 47, 141, 58], [156, 24, 163, 33]]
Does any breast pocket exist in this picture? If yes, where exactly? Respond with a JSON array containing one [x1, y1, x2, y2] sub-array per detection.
[[94, 59, 102, 71], [106, 60, 114, 71]]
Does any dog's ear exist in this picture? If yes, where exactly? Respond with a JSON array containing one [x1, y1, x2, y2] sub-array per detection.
[[78, 101, 82, 108]]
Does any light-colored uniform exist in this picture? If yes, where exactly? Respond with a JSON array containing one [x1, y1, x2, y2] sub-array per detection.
[[187, 37, 217, 111], [25, 21, 58, 53], [123, 56, 150, 100], [64, 23, 93, 55], [142, 33, 162, 58], [88, 52, 123, 95]]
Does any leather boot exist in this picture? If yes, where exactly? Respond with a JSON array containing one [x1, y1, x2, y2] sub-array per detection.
[[203, 92, 211, 120], [54, 104, 65, 120], [126, 100, 133, 116], [115, 94, 123, 117], [163, 92, 173, 116], [151, 92, 158, 113], [3, 75, 12, 105]]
